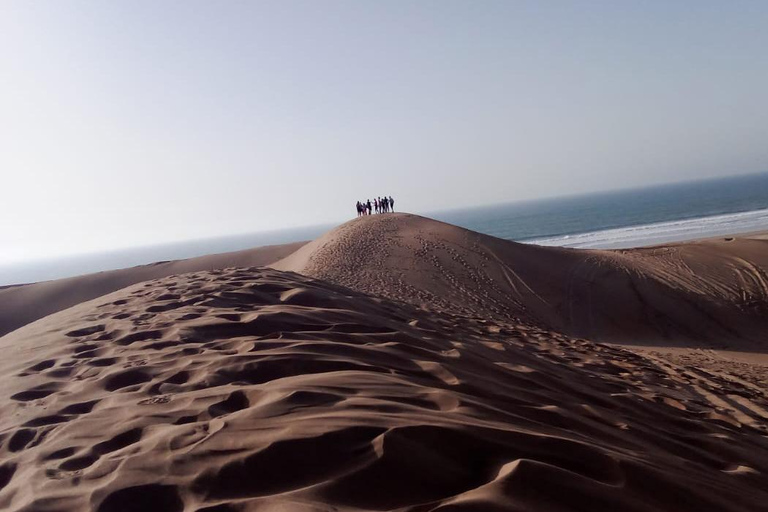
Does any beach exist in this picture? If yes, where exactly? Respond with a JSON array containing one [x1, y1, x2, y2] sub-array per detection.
[[1, 213, 767, 511]]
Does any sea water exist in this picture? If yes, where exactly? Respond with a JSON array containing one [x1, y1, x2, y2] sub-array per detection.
[[2, 173, 767, 285], [430, 173, 768, 249]]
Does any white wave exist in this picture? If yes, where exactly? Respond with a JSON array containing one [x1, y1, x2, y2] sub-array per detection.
[[525, 208, 768, 249]]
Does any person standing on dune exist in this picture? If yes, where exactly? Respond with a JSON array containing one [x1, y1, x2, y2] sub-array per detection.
[[389, 196, 394, 212], [367, 199, 372, 215]]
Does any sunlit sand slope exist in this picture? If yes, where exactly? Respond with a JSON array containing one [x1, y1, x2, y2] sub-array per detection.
[[1, 267, 767, 511], [274, 213, 768, 347]]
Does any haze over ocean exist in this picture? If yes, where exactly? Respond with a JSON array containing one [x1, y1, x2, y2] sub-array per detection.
[[2, 173, 767, 286]]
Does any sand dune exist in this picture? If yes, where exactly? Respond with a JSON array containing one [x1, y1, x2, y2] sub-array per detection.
[[2, 266, 768, 511], [274, 213, 768, 349], [0, 242, 305, 339], [3, 213, 768, 511]]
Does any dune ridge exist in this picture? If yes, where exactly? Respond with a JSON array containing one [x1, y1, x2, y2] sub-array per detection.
[[3, 213, 768, 511], [1, 265, 768, 511], [0, 241, 306, 339], [274, 213, 768, 348]]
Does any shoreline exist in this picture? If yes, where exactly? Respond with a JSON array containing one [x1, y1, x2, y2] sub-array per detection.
[[523, 208, 768, 249], [526, 227, 768, 249]]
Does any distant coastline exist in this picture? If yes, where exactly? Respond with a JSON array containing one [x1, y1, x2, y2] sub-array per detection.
[[431, 172, 768, 247], [526, 207, 768, 249], [3, 173, 767, 286]]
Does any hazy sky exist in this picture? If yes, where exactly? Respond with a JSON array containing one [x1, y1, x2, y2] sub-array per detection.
[[2, 1, 768, 264]]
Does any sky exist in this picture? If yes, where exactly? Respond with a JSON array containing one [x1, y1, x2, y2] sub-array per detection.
[[2, 1, 768, 264]]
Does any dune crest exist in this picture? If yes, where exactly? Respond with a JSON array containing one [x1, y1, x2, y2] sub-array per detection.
[[1, 266, 768, 511], [274, 213, 768, 348], [0, 241, 305, 339]]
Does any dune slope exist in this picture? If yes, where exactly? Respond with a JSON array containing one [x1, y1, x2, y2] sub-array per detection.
[[1, 266, 768, 511], [274, 214, 768, 348], [0, 241, 305, 339]]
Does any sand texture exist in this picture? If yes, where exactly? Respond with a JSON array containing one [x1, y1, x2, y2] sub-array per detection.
[[274, 214, 768, 348], [0, 242, 306, 339], [2, 214, 768, 511]]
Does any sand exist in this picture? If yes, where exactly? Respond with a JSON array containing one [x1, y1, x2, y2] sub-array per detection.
[[274, 213, 768, 390], [0, 242, 306, 339], [274, 214, 768, 348], [2, 214, 768, 511]]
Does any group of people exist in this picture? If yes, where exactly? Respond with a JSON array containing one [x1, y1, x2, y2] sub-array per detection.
[[356, 196, 394, 216]]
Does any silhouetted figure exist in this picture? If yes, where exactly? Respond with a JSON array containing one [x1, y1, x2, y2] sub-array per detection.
[[354, 195, 394, 217]]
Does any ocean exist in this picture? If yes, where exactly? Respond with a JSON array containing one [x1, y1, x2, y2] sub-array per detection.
[[2, 173, 768, 286], [431, 172, 768, 249]]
